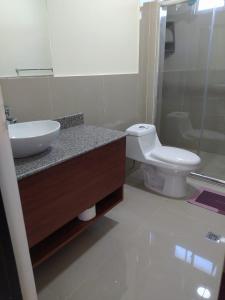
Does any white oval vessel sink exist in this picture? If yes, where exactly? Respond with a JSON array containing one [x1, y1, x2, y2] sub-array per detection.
[[8, 120, 61, 158]]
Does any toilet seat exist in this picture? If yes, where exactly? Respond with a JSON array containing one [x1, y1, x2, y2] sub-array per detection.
[[150, 146, 200, 167]]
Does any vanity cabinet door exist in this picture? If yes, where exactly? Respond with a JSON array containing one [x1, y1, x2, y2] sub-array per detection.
[[19, 138, 126, 247]]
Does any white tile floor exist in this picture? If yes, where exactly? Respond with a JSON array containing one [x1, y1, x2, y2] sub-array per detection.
[[34, 172, 225, 300]]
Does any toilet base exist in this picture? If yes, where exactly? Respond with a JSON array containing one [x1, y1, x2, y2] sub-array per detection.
[[142, 164, 187, 198]]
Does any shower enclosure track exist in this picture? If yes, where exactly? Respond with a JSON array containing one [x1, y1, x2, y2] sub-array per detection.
[[161, 0, 189, 7], [191, 173, 225, 186]]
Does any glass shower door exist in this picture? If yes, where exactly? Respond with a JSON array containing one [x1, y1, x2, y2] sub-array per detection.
[[157, 0, 225, 183], [198, 5, 225, 181]]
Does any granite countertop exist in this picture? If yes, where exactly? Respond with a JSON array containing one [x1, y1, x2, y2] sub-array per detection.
[[15, 114, 126, 180]]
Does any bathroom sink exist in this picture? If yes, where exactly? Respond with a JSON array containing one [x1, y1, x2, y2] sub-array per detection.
[[8, 120, 60, 158]]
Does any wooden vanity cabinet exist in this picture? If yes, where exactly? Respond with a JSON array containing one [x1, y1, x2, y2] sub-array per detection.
[[18, 138, 126, 267]]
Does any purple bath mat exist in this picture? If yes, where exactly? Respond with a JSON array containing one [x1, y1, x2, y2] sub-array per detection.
[[188, 190, 225, 215]]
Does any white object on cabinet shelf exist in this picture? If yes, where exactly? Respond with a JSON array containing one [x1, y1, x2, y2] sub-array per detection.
[[78, 206, 96, 221], [47, 0, 140, 76]]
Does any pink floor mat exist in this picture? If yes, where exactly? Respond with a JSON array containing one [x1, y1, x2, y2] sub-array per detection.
[[188, 190, 225, 215]]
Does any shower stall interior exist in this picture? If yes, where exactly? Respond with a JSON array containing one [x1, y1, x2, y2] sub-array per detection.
[[156, 0, 225, 183]]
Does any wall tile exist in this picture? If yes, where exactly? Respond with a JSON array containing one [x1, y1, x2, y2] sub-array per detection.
[[0, 77, 53, 122], [0, 74, 146, 129], [101, 74, 144, 130], [49, 76, 104, 126]]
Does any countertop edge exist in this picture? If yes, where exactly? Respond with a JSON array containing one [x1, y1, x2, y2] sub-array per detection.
[[16, 129, 126, 181]]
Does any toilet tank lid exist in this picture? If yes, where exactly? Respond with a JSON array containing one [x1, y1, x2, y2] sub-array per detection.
[[126, 124, 156, 137]]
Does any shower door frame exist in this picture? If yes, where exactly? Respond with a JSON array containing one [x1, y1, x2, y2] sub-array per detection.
[[156, 0, 225, 185], [155, 5, 167, 132]]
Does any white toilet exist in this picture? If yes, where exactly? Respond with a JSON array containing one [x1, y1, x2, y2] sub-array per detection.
[[126, 124, 201, 198]]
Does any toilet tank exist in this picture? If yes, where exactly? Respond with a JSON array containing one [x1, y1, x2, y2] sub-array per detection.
[[126, 124, 159, 162]]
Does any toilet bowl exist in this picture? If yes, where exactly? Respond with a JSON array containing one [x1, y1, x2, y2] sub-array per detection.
[[126, 124, 201, 198]]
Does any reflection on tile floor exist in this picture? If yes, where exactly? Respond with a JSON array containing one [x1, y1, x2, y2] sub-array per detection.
[[34, 175, 225, 300]]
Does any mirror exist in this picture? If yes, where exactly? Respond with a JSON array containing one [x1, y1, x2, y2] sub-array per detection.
[[0, 0, 139, 78], [0, 0, 52, 77]]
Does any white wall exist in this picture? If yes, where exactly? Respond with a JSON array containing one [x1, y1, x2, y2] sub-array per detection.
[[47, 0, 140, 76]]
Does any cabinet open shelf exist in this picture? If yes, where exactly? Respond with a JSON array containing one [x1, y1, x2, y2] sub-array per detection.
[[30, 187, 123, 268]]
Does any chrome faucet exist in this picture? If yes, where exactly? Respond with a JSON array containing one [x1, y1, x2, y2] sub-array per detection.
[[4, 105, 17, 124]]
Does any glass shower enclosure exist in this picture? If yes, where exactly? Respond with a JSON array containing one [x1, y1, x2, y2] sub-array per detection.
[[156, 0, 225, 183]]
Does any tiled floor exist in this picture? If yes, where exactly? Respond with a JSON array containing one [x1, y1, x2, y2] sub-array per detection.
[[34, 173, 225, 300]]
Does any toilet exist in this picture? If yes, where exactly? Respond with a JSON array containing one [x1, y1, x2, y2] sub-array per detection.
[[126, 124, 201, 198]]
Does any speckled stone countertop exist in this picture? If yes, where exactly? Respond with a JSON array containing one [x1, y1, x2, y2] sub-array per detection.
[[15, 114, 126, 181]]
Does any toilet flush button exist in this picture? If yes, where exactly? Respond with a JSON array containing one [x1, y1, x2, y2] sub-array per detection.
[[126, 124, 155, 136], [139, 125, 148, 129]]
